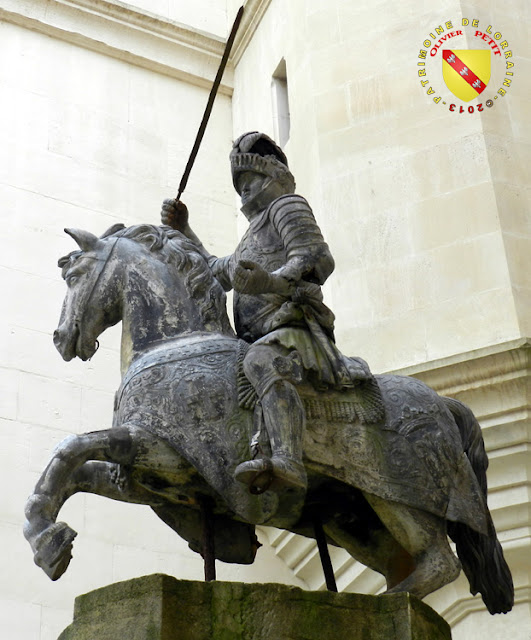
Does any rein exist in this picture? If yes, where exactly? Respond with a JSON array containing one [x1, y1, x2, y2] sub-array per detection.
[[73, 237, 121, 338]]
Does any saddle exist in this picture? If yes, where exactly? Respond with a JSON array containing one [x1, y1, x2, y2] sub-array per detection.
[[236, 340, 386, 428]]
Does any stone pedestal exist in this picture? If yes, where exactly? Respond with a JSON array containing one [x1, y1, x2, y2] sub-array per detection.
[[58, 574, 451, 639]]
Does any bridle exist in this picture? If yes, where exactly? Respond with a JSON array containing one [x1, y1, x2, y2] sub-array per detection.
[[71, 237, 122, 353]]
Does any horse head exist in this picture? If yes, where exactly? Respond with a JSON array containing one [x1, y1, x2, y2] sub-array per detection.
[[53, 225, 122, 362], [54, 224, 233, 369]]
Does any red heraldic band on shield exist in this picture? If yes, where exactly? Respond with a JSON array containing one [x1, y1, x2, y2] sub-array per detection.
[[443, 49, 487, 95]]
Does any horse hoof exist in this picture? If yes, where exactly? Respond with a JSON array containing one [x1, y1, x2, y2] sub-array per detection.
[[33, 522, 77, 581]]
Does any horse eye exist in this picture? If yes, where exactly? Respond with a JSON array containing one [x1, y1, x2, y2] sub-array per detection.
[[66, 275, 78, 286]]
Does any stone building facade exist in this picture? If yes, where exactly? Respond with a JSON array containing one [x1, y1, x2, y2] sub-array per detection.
[[1, 1, 529, 638]]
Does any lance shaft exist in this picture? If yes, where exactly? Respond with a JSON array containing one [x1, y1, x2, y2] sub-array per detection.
[[176, 6, 244, 201]]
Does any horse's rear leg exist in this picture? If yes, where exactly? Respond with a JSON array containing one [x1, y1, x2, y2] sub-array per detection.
[[24, 428, 136, 580], [324, 520, 416, 590], [365, 494, 461, 599]]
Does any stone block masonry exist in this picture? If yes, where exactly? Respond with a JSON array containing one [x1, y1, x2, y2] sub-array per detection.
[[58, 574, 451, 640]]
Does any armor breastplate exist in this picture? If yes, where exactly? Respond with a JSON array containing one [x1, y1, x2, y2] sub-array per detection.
[[231, 208, 288, 342], [237, 209, 286, 272]]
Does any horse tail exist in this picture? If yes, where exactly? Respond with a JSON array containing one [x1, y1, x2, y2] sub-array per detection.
[[443, 396, 514, 614], [443, 396, 488, 493]]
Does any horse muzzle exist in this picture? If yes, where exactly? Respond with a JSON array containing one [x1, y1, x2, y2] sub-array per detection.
[[54, 323, 97, 361], [53, 324, 79, 361]]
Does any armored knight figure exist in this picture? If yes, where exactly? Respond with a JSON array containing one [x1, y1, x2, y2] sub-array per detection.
[[161, 132, 371, 494]]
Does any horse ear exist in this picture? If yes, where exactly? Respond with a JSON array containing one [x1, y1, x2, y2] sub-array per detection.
[[64, 228, 102, 252]]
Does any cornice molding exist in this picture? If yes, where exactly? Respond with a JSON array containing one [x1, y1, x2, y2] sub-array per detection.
[[0, 0, 232, 93], [58, 0, 226, 52], [0, 0, 275, 91], [231, 0, 273, 65], [389, 338, 531, 398]]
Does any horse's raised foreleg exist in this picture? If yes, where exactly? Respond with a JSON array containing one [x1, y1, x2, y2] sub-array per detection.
[[24, 428, 137, 580], [70, 460, 164, 504], [365, 493, 461, 599]]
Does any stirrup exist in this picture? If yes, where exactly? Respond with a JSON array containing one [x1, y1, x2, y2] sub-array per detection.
[[234, 458, 274, 494], [234, 456, 307, 494]]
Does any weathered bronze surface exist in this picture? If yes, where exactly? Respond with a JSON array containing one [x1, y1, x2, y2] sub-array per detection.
[[24, 134, 513, 615]]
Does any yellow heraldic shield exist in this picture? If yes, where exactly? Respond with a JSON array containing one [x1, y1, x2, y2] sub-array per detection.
[[442, 49, 491, 102]]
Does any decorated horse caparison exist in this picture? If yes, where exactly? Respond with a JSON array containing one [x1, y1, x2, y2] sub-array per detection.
[[24, 222, 513, 614]]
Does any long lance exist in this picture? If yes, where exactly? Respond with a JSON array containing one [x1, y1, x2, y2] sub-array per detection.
[[176, 6, 244, 202]]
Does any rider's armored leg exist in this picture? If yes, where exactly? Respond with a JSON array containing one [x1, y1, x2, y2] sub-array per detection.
[[234, 344, 307, 492]]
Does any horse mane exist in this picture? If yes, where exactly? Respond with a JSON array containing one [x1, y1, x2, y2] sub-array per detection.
[[59, 224, 232, 333]]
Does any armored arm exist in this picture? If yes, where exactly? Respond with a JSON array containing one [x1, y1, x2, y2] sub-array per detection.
[[231, 195, 334, 296], [269, 194, 334, 285]]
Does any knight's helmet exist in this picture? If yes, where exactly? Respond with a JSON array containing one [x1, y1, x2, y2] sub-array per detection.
[[230, 132, 296, 195]]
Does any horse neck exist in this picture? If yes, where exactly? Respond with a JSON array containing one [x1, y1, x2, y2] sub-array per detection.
[[119, 251, 230, 374]]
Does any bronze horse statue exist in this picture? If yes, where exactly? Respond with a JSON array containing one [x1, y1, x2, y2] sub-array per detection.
[[24, 223, 513, 614]]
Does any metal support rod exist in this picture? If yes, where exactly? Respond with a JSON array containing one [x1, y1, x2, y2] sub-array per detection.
[[313, 517, 338, 592], [200, 497, 216, 582]]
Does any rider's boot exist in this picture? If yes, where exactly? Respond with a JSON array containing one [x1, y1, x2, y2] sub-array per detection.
[[234, 378, 307, 494]]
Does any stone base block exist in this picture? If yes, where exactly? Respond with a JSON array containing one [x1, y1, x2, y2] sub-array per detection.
[[58, 574, 451, 639]]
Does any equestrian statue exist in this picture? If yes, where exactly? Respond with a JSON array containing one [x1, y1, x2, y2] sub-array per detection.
[[24, 132, 513, 615]]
